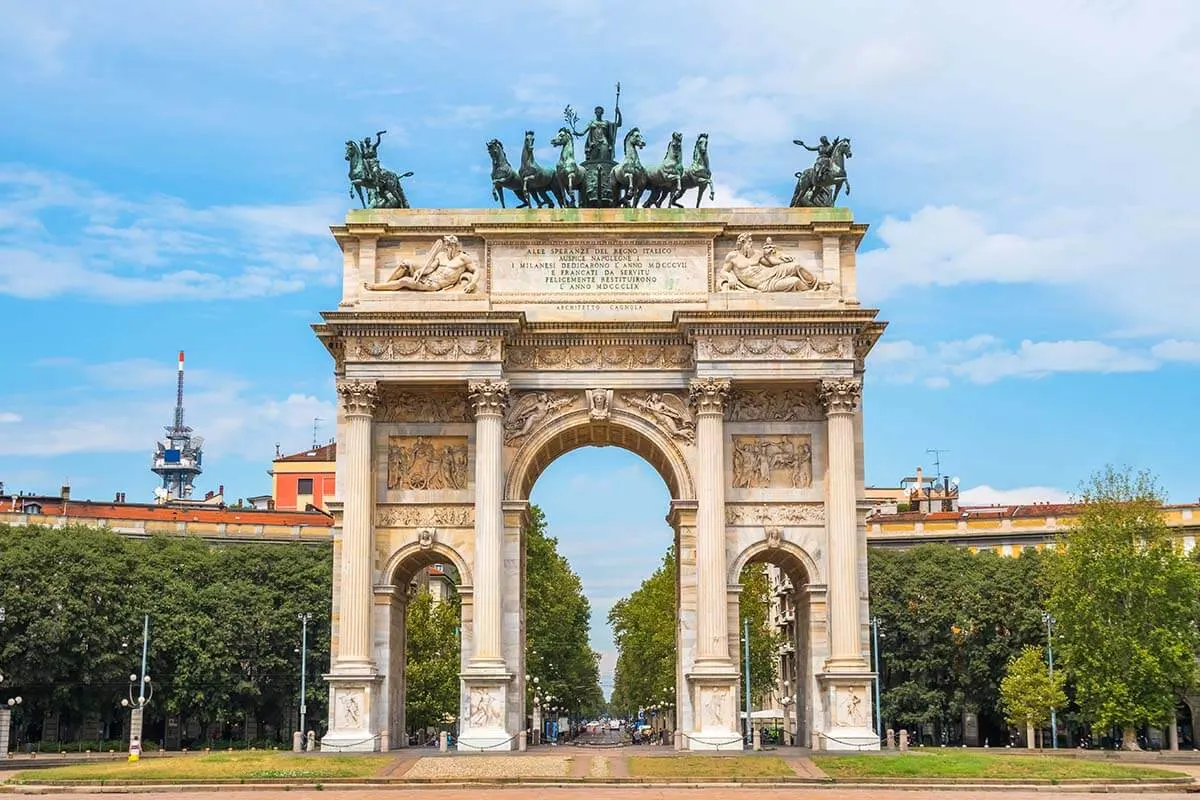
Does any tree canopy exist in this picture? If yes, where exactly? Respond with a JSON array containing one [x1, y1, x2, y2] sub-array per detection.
[[1000, 645, 1066, 742]]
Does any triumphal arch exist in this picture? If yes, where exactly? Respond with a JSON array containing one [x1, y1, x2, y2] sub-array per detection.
[[314, 206, 885, 752]]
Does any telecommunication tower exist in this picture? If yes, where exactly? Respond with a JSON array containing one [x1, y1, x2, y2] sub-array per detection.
[[150, 351, 204, 501]]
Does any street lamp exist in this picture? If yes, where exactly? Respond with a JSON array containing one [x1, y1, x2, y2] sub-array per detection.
[[119, 615, 152, 757], [296, 612, 312, 747], [0, 672, 22, 759], [870, 616, 883, 742], [1042, 611, 1058, 749]]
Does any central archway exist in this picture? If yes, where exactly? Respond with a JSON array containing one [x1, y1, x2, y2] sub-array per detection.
[[502, 406, 697, 744]]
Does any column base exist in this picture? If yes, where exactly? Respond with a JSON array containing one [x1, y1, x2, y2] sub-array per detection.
[[321, 674, 383, 752], [816, 670, 879, 752], [685, 669, 743, 752], [458, 667, 515, 753]]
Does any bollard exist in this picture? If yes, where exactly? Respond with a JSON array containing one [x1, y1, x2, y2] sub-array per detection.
[[306, 730, 317, 752], [752, 727, 761, 751], [674, 730, 682, 751], [886, 728, 895, 750], [292, 731, 303, 752], [899, 729, 909, 751], [518, 730, 527, 752], [439, 731, 448, 753]]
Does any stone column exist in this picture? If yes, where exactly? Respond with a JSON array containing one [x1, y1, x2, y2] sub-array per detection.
[[335, 378, 379, 672], [820, 378, 864, 667], [468, 378, 509, 667], [689, 377, 732, 668]]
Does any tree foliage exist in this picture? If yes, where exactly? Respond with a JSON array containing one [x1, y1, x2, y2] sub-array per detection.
[[403, 587, 460, 735], [1047, 467, 1200, 740], [524, 506, 604, 716], [868, 544, 1049, 739], [0, 524, 331, 744], [738, 563, 780, 702], [1000, 645, 1066, 730]]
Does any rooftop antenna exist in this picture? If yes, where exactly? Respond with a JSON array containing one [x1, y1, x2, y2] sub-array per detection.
[[312, 417, 324, 449], [926, 448, 949, 479], [174, 350, 186, 431]]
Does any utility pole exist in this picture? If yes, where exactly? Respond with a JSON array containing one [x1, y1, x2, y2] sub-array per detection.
[[1042, 611, 1057, 748]]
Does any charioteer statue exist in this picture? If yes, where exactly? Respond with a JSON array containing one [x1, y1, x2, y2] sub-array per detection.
[[564, 83, 623, 207], [790, 134, 852, 208], [345, 130, 413, 209]]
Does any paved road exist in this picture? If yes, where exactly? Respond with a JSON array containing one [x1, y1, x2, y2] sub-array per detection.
[[7, 789, 1194, 799]]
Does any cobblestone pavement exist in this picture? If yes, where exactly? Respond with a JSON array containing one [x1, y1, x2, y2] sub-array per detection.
[[10, 789, 1194, 799], [403, 754, 571, 779]]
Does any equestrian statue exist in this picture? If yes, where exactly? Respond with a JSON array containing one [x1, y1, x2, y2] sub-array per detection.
[[345, 131, 412, 209], [790, 135, 852, 207]]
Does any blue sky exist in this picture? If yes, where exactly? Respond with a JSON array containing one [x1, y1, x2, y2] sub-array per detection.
[[2, 1, 1198, 694]]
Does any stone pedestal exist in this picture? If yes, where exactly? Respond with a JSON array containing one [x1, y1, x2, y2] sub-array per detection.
[[0, 708, 10, 759], [128, 707, 144, 755], [321, 676, 382, 752]]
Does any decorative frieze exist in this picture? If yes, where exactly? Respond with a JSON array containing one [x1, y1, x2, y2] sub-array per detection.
[[349, 337, 499, 362], [377, 388, 472, 423], [336, 379, 379, 417], [724, 503, 826, 525], [695, 335, 851, 361], [731, 435, 813, 489], [506, 344, 693, 370], [503, 391, 578, 444], [386, 436, 469, 490], [618, 391, 696, 443], [728, 386, 821, 421], [375, 504, 474, 528]]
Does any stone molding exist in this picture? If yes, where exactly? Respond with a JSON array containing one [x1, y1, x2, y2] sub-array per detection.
[[376, 388, 472, 423], [818, 378, 862, 415], [336, 379, 379, 417], [468, 379, 511, 418], [349, 336, 500, 362], [506, 344, 693, 370], [695, 335, 851, 361], [688, 377, 731, 415]]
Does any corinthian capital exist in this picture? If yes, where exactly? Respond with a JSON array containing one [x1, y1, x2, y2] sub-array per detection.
[[336, 379, 379, 417], [468, 378, 510, 417], [688, 377, 731, 415], [819, 378, 862, 415]]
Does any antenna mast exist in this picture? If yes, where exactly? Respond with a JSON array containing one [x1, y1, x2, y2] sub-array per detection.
[[312, 417, 323, 449], [174, 350, 186, 431], [926, 448, 949, 479]]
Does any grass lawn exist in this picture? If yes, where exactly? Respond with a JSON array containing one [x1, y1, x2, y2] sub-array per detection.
[[627, 755, 795, 779], [813, 751, 1185, 782], [12, 751, 395, 782]]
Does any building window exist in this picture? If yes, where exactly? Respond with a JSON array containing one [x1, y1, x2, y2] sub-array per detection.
[[297, 478, 314, 494]]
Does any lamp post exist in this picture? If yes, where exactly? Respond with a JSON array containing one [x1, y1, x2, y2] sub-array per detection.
[[780, 693, 794, 746], [1042, 611, 1057, 749], [870, 616, 883, 742], [120, 615, 152, 758], [297, 612, 311, 747], [742, 616, 752, 745], [0, 673, 22, 759]]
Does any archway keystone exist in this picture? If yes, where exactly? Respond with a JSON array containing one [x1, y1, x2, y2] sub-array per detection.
[[315, 207, 885, 751]]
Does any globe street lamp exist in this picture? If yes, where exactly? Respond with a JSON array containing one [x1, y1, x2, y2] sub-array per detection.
[[296, 612, 312, 749], [0, 672, 22, 759], [1042, 611, 1058, 749], [120, 615, 152, 758]]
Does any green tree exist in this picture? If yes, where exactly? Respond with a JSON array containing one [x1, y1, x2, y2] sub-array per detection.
[[737, 563, 780, 702], [1047, 466, 1200, 748], [404, 588, 460, 736], [609, 547, 676, 718], [1000, 645, 1066, 748], [525, 506, 604, 717]]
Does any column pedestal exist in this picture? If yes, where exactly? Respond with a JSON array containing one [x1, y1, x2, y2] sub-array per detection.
[[322, 676, 384, 752]]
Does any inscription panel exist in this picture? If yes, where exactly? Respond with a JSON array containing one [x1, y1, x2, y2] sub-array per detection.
[[489, 238, 710, 298]]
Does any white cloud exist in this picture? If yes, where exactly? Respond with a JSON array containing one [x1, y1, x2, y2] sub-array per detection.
[[0, 167, 341, 302], [1151, 340, 1200, 364], [0, 412, 21, 423], [959, 484, 1071, 506]]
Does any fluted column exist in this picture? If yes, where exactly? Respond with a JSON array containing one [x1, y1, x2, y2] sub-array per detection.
[[336, 378, 379, 670], [820, 378, 864, 664], [689, 377, 732, 667], [469, 378, 509, 665]]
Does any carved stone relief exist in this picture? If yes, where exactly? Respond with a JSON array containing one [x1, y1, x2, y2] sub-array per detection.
[[700, 687, 731, 729], [467, 687, 504, 728], [506, 344, 693, 370], [725, 503, 826, 525], [503, 391, 577, 444], [696, 335, 850, 361], [349, 337, 498, 362], [718, 233, 828, 292], [587, 388, 613, 421], [387, 436, 469, 490], [336, 690, 364, 729], [618, 391, 695, 443], [839, 688, 868, 728], [366, 235, 480, 293], [731, 435, 813, 489], [728, 386, 821, 421], [376, 505, 473, 527], [377, 388, 471, 423], [417, 528, 435, 549]]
